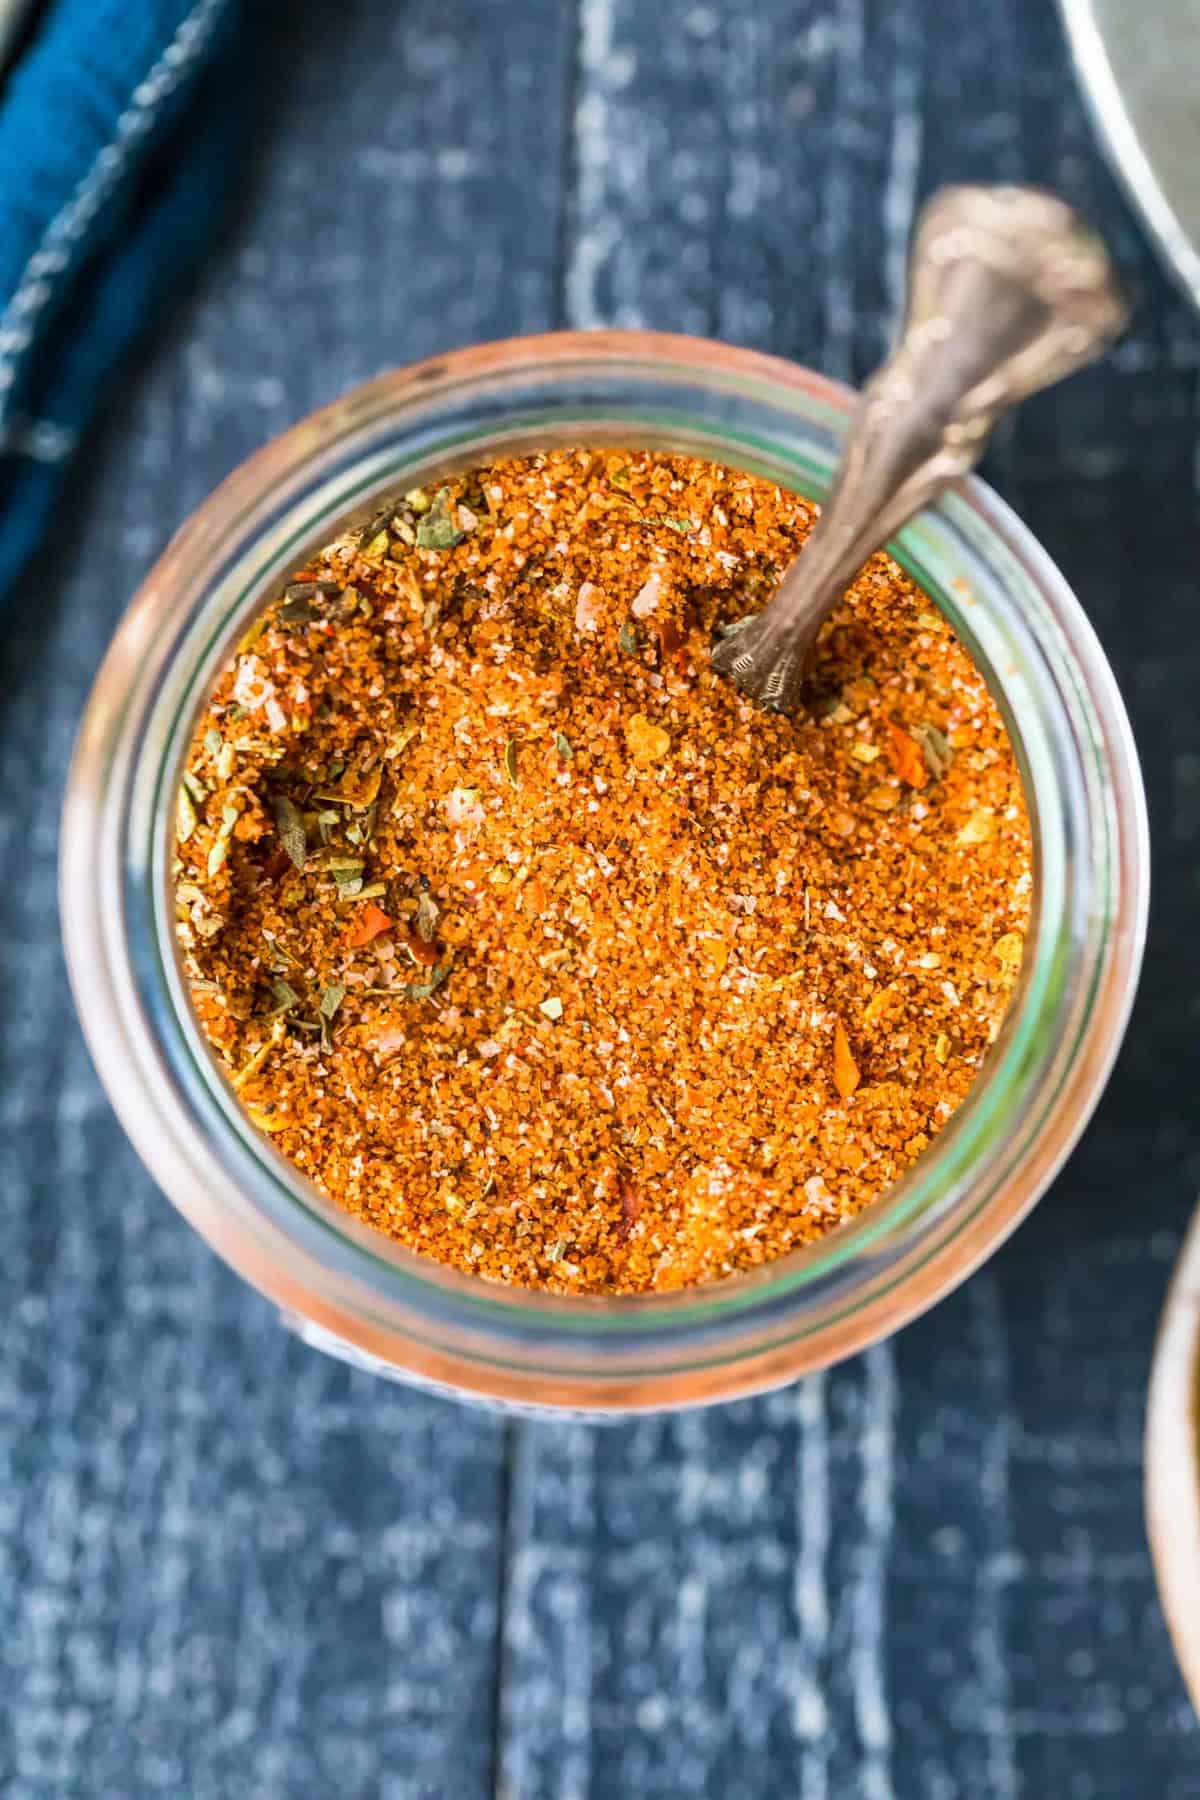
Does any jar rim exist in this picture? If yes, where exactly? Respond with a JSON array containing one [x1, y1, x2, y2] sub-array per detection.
[[61, 330, 1149, 1411]]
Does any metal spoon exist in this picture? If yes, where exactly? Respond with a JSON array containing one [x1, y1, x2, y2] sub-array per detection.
[[710, 184, 1129, 712]]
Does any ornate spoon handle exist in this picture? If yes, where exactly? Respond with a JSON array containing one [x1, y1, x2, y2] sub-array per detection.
[[711, 184, 1128, 712]]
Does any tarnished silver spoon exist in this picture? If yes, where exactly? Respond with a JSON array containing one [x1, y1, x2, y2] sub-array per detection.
[[711, 184, 1128, 712]]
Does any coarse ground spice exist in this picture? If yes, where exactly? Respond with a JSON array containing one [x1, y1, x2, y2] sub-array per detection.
[[175, 449, 1032, 1294]]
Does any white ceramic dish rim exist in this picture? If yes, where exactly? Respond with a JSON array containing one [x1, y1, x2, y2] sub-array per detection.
[[1146, 1204, 1200, 1712]]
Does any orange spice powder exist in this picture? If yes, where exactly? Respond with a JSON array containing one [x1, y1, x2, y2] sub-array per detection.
[[174, 450, 1031, 1293]]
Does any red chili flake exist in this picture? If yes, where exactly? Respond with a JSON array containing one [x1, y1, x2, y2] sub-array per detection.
[[885, 722, 929, 789], [397, 921, 440, 967], [655, 619, 690, 673], [833, 1020, 861, 1098], [345, 901, 393, 947], [263, 847, 293, 882], [618, 1175, 642, 1235]]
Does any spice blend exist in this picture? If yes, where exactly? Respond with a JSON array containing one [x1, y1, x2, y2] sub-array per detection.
[[175, 450, 1031, 1294]]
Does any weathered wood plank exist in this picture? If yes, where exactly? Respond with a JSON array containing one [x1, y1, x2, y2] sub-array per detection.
[[498, 1363, 905, 1800], [2, 0, 1200, 1795], [495, 2, 1200, 1798], [0, 0, 576, 1794]]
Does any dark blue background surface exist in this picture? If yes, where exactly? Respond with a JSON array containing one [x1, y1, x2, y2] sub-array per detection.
[[2, 2, 1199, 1794]]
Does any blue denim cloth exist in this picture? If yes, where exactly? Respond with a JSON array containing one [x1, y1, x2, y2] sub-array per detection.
[[0, 0, 248, 594]]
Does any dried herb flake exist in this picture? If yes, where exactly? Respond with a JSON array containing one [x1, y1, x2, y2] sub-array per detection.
[[332, 858, 365, 899], [914, 721, 953, 782], [177, 785, 198, 843], [402, 961, 452, 1003], [416, 886, 440, 943], [318, 983, 346, 1049], [279, 594, 317, 625], [235, 615, 268, 655], [416, 487, 465, 550], [272, 794, 307, 870]]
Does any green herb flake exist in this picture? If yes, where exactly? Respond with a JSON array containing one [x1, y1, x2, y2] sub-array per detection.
[[502, 736, 520, 789], [318, 982, 345, 1049], [216, 742, 236, 781], [546, 1240, 569, 1263], [278, 594, 317, 625], [416, 487, 465, 550], [204, 727, 222, 757], [272, 794, 307, 870], [235, 614, 268, 655], [661, 516, 692, 533], [539, 996, 564, 1021], [416, 887, 440, 943], [267, 978, 300, 1015], [280, 581, 339, 620], [554, 732, 573, 759], [181, 768, 208, 805], [404, 961, 452, 1002], [262, 928, 294, 971], [404, 487, 431, 514], [608, 467, 632, 492], [206, 836, 229, 878], [333, 862, 365, 899], [618, 620, 639, 655], [359, 507, 393, 551], [177, 784, 198, 843]]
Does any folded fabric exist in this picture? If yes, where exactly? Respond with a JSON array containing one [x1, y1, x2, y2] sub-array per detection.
[[0, 0, 250, 597]]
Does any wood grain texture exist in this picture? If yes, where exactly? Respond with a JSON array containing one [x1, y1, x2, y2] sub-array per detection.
[[1, 0, 1199, 1795]]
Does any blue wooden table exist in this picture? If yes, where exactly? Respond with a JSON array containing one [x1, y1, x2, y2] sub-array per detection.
[[2, 1, 1199, 1793]]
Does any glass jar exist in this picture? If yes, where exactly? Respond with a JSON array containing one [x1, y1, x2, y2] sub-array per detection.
[[61, 332, 1149, 1415]]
